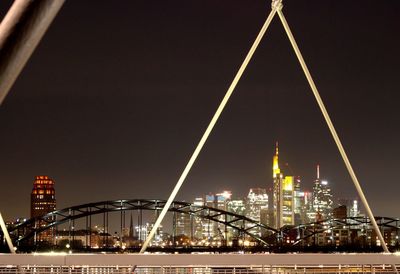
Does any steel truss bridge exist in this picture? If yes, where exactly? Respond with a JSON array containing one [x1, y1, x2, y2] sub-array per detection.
[[283, 216, 400, 248], [8, 199, 278, 246], [4, 199, 400, 250]]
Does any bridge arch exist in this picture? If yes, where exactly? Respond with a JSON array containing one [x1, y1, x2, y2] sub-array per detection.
[[10, 199, 278, 246], [281, 216, 400, 247]]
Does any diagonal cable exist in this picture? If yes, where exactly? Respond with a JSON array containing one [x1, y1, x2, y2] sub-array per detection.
[[276, 7, 388, 253], [140, 6, 279, 253], [276, 7, 397, 272], [0, 212, 15, 253]]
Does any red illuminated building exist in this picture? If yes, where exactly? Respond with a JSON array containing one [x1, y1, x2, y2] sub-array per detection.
[[30, 175, 56, 243]]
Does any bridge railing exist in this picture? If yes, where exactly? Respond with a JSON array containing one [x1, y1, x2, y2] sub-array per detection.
[[0, 266, 398, 274], [0, 254, 400, 274]]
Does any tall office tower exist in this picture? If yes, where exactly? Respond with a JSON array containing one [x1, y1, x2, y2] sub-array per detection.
[[203, 194, 216, 239], [282, 176, 294, 226], [215, 191, 232, 241], [246, 188, 268, 236], [227, 199, 245, 241], [272, 142, 283, 229], [227, 199, 245, 216], [193, 197, 208, 240], [304, 191, 314, 222], [215, 191, 232, 211], [31, 175, 56, 218], [312, 165, 333, 221], [272, 143, 294, 228], [200, 191, 232, 240], [30, 175, 56, 243], [349, 199, 360, 217], [293, 176, 304, 225], [192, 197, 205, 239], [175, 212, 192, 238], [135, 223, 163, 245]]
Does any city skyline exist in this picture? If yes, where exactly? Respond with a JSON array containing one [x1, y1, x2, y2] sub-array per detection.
[[0, 143, 372, 224], [0, 0, 399, 222], [7, 165, 389, 250]]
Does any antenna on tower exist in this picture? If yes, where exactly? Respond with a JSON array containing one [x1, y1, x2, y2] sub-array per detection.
[[317, 164, 320, 179]]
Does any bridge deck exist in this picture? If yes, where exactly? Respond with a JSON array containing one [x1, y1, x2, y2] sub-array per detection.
[[0, 254, 400, 273]]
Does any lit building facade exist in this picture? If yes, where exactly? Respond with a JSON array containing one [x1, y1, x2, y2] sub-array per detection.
[[192, 197, 206, 239], [30, 175, 56, 243], [304, 191, 315, 222], [272, 143, 294, 228], [193, 191, 232, 241], [31, 175, 56, 218], [134, 223, 163, 246], [214, 191, 231, 241], [227, 199, 245, 216], [337, 198, 361, 218], [273, 143, 283, 229], [246, 188, 268, 236], [350, 200, 360, 218], [312, 165, 333, 221], [293, 176, 309, 225], [282, 176, 294, 226], [226, 199, 246, 241], [175, 212, 191, 238]]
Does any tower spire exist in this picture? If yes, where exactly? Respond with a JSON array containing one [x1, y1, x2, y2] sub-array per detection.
[[317, 164, 320, 179], [273, 141, 280, 178]]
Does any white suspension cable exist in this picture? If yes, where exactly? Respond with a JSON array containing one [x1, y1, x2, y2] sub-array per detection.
[[0, 212, 15, 253], [276, 7, 393, 258], [140, 7, 279, 253]]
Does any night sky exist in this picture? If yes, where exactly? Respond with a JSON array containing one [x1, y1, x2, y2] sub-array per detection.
[[0, 1, 399, 221]]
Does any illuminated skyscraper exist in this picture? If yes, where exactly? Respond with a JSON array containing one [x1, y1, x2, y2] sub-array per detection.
[[30, 175, 56, 243], [350, 200, 360, 217], [215, 191, 232, 211], [175, 212, 192, 241], [273, 142, 282, 228], [272, 143, 294, 228], [273, 142, 281, 179], [293, 176, 305, 225], [304, 191, 314, 223], [195, 191, 232, 240], [227, 199, 246, 241], [31, 175, 56, 218], [282, 176, 294, 225], [193, 197, 206, 239], [214, 191, 231, 241], [246, 188, 268, 236], [312, 165, 333, 221], [227, 199, 245, 216]]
